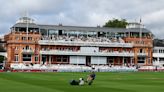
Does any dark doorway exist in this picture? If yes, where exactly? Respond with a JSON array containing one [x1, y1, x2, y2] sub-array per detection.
[[86, 56, 91, 66], [124, 58, 127, 64], [42, 55, 47, 64], [107, 57, 114, 65], [59, 30, 62, 35], [0, 55, 5, 69]]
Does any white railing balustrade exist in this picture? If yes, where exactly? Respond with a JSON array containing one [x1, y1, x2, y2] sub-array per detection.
[[39, 40, 133, 47], [22, 49, 34, 53], [39, 35, 133, 47], [137, 53, 147, 56], [40, 50, 134, 57]]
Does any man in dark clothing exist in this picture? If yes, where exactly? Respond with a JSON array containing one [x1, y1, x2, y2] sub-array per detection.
[[87, 72, 96, 85], [70, 79, 79, 85]]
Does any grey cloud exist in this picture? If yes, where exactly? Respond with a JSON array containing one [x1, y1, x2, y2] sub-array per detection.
[[0, 0, 164, 38]]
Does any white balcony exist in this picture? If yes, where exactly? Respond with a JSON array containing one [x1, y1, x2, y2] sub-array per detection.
[[22, 49, 34, 54], [159, 61, 164, 64], [153, 60, 164, 66], [38, 40, 133, 48], [40, 50, 134, 57], [137, 53, 147, 56], [153, 53, 164, 58]]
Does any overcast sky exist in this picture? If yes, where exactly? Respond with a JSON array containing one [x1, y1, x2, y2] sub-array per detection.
[[0, 0, 164, 38]]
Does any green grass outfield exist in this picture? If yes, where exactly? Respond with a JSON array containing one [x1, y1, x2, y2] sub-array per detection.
[[0, 72, 164, 92]]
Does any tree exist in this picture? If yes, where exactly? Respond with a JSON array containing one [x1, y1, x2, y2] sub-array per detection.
[[103, 18, 128, 28], [153, 39, 164, 46], [0, 56, 4, 63], [0, 44, 5, 52]]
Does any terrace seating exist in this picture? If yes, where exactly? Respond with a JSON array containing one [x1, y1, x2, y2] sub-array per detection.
[[138, 66, 155, 70], [10, 63, 137, 72], [41, 35, 125, 44], [94, 65, 137, 72]]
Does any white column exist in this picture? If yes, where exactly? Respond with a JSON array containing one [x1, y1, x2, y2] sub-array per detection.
[[57, 30, 59, 40], [49, 55, 51, 65], [123, 57, 125, 66], [157, 57, 160, 64], [77, 56, 79, 65], [76, 56, 78, 65], [39, 28, 41, 34], [47, 29, 48, 36], [98, 57, 100, 65], [67, 31, 68, 38], [130, 58, 132, 65], [40, 54, 42, 64]]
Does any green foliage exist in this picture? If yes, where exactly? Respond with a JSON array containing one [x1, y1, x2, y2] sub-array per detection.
[[103, 18, 128, 28], [154, 39, 164, 46], [0, 55, 4, 63], [0, 44, 5, 52]]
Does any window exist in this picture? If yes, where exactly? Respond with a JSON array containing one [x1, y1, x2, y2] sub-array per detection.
[[35, 55, 39, 62], [153, 50, 157, 53], [139, 49, 143, 53], [63, 56, 68, 62], [138, 57, 145, 63], [56, 56, 68, 62], [36, 48, 39, 51], [15, 36, 19, 40], [22, 37, 27, 40], [15, 46, 19, 50], [153, 58, 157, 61], [48, 30, 58, 35], [57, 56, 61, 62], [26, 46, 29, 50], [28, 37, 32, 40], [40, 29, 47, 35], [23, 54, 31, 61], [159, 58, 164, 61], [14, 55, 19, 62], [23, 46, 31, 50]]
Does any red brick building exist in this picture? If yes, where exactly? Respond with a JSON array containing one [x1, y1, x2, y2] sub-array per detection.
[[4, 17, 153, 68]]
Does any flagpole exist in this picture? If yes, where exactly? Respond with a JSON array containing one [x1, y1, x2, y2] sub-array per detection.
[[26, 18, 29, 40], [139, 18, 142, 44], [26, 11, 29, 41]]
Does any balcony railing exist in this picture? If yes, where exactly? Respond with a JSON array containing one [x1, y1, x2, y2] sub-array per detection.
[[153, 53, 164, 57], [153, 61, 164, 65], [7, 40, 36, 44], [134, 44, 153, 47], [38, 40, 133, 48], [137, 53, 147, 56], [22, 49, 34, 54], [40, 50, 134, 57]]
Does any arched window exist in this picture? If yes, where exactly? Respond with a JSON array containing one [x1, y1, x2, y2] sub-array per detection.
[[23, 45, 32, 50], [25, 46, 29, 50]]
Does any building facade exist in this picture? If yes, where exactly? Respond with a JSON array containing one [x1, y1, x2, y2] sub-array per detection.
[[4, 17, 153, 68], [153, 47, 164, 67]]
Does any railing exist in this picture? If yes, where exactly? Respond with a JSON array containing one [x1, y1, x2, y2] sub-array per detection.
[[38, 40, 133, 47], [134, 44, 153, 47], [40, 50, 134, 57], [153, 61, 164, 63], [12, 31, 40, 34], [153, 53, 164, 57], [137, 53, 147, 56], [7, 40, 36, 44], [22, 49, 34, 54]]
